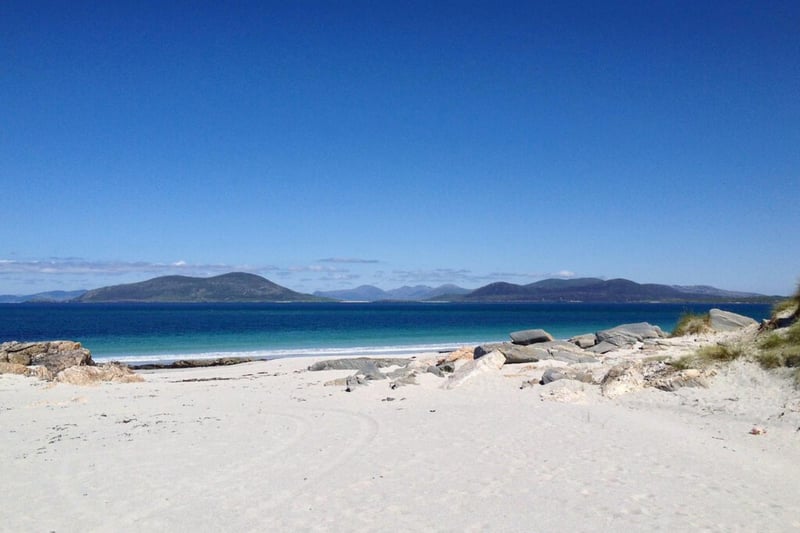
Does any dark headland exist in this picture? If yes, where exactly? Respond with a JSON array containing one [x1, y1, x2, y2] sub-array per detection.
[[74, 272, 329, 303]]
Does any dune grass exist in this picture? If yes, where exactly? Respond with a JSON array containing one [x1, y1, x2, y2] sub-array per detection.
[[671, 312, 710, 337], [756, 283, 800, 385], [670, 281, 800, 384], [770, 281, 800, 320], [697, 344, 744, 362], [772, 298, 797, 317], [756, 319, 800, 361], [669, 343, 744, 371]]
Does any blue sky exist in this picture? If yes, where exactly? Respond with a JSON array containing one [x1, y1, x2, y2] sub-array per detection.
[[2, 1, 798, 296]]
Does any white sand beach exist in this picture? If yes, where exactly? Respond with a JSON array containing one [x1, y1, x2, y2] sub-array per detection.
[[3, 332, 800, 532]]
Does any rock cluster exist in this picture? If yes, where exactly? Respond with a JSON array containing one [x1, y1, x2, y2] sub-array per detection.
[[1, 340, 90, 369], [308, 310, 758, 399], [474, 340, 597, 364], [587, 322, 667, 354], [311, 356, 453, 391], [55, 361, 144, 385], [0, 340, 142, 384], [600, 360, 715, 398]]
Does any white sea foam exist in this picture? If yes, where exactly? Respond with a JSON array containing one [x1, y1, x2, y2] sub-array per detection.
[[92, 342, 473, 365]]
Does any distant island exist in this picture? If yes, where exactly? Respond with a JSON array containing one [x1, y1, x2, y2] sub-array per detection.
[[0, 290, 88, 303], [74, 272, 327, 303], [319, 277, 776, 303], [0, 273, 779, 304], [449, 277, 777, 303]]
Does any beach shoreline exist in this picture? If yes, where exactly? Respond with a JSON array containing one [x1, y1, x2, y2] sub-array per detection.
[[3, 323, 800, 532]]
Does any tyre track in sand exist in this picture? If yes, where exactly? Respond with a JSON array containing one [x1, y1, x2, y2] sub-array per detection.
[[109, 406, 380, 531], [45, 409, 312, 532], [242, 407, 381, 523]]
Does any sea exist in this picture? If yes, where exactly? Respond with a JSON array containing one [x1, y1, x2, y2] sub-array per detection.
[[0, 302, 772, 365]]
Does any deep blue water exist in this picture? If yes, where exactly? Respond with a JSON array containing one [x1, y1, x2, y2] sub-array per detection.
[[0, 302, 771, 364]]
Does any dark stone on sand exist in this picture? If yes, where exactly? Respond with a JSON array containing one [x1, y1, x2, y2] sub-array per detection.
[[586, 341, 619, 354], [307, 357, 410, 372], [510, 329, 554, 345], [436, 361, 456, 374], [589, 322, 666, 352], [474, 343, 544, 363], [568, 333, 597, 349], [540, 368, 566, 385], [130, 357, 255, 370]]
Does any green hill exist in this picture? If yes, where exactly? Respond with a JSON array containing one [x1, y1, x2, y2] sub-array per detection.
[[74, 272, 326, 303]]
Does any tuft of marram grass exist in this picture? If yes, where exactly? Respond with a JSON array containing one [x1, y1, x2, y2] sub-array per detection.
[[668, 355, 695, 370], [782, 348, 800, 367], [755, 351, 784, 369], [671, 312, 710, 337], [755, 315, 800, 381], [785, 320, 800, 344], [758, 320, 800, 352], [668, 344, 744, 370], [760, 332, 785, 350], [696, 344, 744, 363], [770, 281, 800, 321], [771, 298, 797, 318]]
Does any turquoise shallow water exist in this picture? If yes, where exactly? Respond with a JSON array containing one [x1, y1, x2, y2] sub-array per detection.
[[0, 302, 771, 364]]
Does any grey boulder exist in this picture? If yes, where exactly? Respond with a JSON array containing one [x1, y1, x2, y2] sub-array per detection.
[[539, 368, 566, 385], [590, 322, 665, 352], [510, 329, 554, 345], [534, 341, 598, 363], [568, 333, 597, 349], [308, 357, 409, 372], [708, 309, 758, 332], [474, 343, 544, 363]]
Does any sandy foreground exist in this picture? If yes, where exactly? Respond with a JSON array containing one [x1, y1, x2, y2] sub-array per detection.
[[3, 339, 800, 532]]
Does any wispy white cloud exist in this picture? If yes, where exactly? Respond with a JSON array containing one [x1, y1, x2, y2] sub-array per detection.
[[319, 273, 361, 282], [288, 265, 348, 273], [390, 268, 478, 285], [0, 258, 276, 277], [487, 270, 576, 281], [318, 257, 380, 264], [388, 268, 577, 287]]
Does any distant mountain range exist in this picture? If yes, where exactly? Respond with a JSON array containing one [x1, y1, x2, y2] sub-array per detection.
[[314, 284, 471, 301], [0, 290, 88, 303], [454, 277, 773, 303], [0, 274, 778, 304], [74, 272, 326, 303]]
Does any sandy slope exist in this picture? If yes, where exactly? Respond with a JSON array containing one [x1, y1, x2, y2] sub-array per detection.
[[2, 349, 800, 532]]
